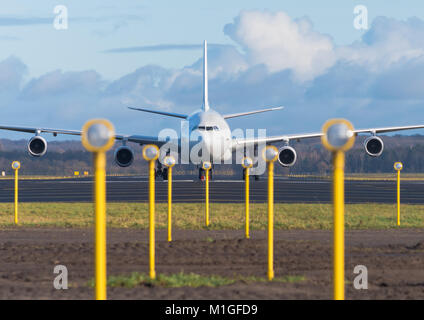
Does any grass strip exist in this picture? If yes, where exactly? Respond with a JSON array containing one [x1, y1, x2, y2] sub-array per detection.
[[87, 272, 306, 288], [0, 202, 422, 230]]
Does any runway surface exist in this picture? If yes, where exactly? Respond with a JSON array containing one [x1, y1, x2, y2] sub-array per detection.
[[0, 175, 422, 203]]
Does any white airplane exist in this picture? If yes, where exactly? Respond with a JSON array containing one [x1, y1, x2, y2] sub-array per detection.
[[1, 40, 424, 180]]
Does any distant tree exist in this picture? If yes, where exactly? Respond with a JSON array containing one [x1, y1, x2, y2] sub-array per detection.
[[0, 135, 424, 175]]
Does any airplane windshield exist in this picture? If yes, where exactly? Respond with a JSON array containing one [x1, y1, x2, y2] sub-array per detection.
[[194, 125, 219, 131]]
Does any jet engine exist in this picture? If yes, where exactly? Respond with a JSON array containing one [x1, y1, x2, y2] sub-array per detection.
[[364, 136, 384, 157], [28, 136, 47, 157], [114, 146, 134, 167], [277, 146, 297, 167]]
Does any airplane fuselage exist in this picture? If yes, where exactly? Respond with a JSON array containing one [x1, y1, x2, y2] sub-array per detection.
[[185, 108, 233, 163]]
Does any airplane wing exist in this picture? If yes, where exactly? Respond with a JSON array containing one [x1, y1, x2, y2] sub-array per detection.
[[0, 125, 167, 146], [353, 125, 424, 135], [232, 124, 424, 150], [128, 107, 188, 119], [223, 106, 283, 119], [119, 134, 168, 146], [232, 132, 323, 149]]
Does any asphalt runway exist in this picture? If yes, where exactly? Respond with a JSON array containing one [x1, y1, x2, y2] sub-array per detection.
[[0, 175, 422, 204]]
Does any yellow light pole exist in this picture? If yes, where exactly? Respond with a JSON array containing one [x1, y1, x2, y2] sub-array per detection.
[[81, 119, 115, 301], [262, 146, 278, 281], [394, 162, 403, 226], [202, 161, 212, 227], [142, 144, 160, 279], [164, 155, 176, 242], [321, 119, 355, 301], [11, 161, 21, 225], [241, 157, 253, 239]]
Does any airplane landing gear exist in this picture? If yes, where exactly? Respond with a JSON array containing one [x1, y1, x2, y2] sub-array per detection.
[[244, 170, 259, 181], [199, 167, 213, 181], [162, 167, 168, 180], [155, 161, 169, 180]]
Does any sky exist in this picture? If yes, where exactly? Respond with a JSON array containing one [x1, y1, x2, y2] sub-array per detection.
[[1, 0, 424, 139]]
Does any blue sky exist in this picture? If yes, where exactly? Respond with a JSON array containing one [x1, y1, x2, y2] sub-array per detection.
[[1, 0, 424, 138]]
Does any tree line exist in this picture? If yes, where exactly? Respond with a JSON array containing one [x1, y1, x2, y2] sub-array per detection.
[[0, 135, 423, 176]]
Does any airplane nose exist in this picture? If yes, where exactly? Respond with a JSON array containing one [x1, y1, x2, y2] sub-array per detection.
[[200, 131, 226, 159], [190, 129, 225, 161], [200, 132, 212, 154]]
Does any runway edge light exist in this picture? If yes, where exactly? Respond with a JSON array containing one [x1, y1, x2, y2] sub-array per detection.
[[241, 156, 253, 239], [143, 144, 160, 280], [394, 162, 403, 226], [81, 119, 115, 301], [321, 119, 355, 301], [262, 146, 278, 281], [11, 161, 20, 225], [163, 155, 176, 242]]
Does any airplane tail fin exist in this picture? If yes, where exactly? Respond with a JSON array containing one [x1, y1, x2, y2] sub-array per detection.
[[202, 40, 210, 111]]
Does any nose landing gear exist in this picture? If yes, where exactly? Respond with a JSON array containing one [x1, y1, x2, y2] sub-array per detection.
[[199, 166, 213, 181], [243, 169, 260, 181], [155, 161, 169, 180]]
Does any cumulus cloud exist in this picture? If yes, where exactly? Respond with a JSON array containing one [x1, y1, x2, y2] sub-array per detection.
[[0, 56, 27, 92], [188, 45, 248, 78], [338, 16, 424, 71], [370, 56, 424, 100], [224, 11, 337, 81], [22, 70, 104, 98], [105, 65, 176, 112]]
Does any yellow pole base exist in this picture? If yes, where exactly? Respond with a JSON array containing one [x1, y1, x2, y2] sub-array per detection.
[[205, 169, 210, 227], [245, 170, 250, 239], [333, 151, 345, 300], [168, 167, 172, 242], [149, 160, 156, 280], [397, 170, 400, 226], [268, 162, 274, 281], [14, 169, 18, 225], [94, 152, 107, 300]]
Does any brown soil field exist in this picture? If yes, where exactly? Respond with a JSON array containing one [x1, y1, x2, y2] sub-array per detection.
[[0, 228, 423, 299]]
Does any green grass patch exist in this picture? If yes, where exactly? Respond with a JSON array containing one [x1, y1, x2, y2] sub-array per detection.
[[237, 275, 306, 284], [87, 272, 306, 288], [0, 202, 422, 230]]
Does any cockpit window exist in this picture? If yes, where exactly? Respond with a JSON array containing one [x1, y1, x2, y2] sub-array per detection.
[[194, 125, 219, 131]]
